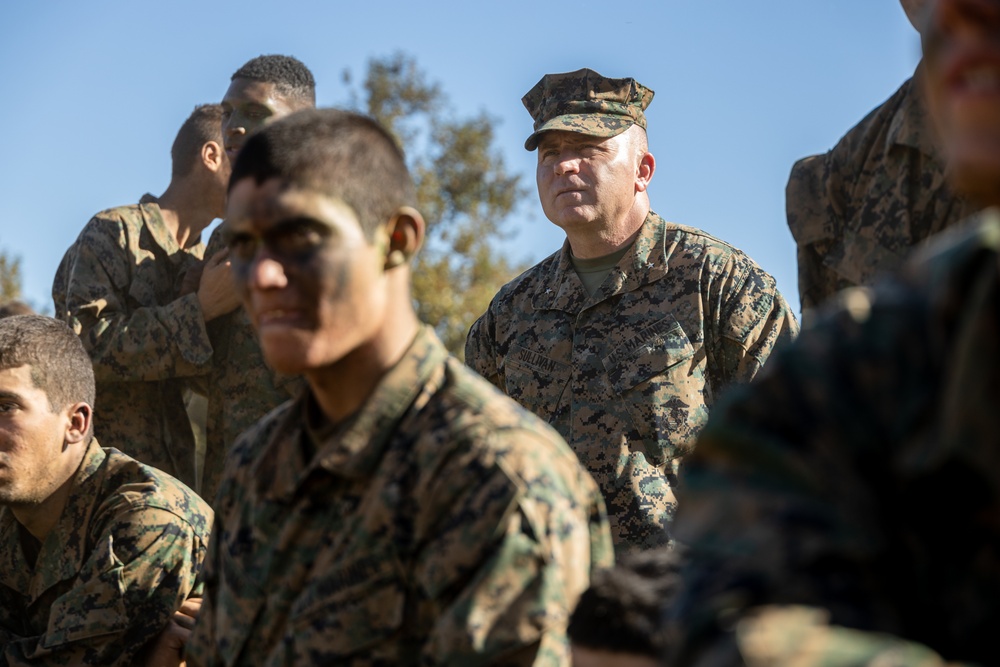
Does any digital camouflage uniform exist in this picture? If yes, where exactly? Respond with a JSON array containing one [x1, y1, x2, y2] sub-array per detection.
[[199, 225, 301, 504], [52, 195, 212, 488], [0, 438, 212, 666], [466, 211, 798, 552], [668, 211, 1000, 667], [186, 326, 613, 667], [787, 69, 975, 313]]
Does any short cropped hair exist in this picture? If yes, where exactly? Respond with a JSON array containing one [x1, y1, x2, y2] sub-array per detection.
[[231, 54, 316, 107], [568, 548, 679, 658], [229, 108, 415, 240], [171, 104, 226, 179], [0, 315, 95, 412], [0, 300, 33, 318]]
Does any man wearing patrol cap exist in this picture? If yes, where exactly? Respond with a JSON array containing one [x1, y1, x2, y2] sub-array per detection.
[[466, 68, 798, 553]]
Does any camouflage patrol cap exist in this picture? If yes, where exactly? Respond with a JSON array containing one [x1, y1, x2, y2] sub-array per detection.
[[522, 68, 654, 151]]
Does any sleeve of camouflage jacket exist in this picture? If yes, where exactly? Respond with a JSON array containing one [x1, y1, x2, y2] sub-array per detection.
[[55, 215, 214, 383], [0, 507, 208, 666], [417, 426, 615, 666], [465, 306, 502, 388], [707, 251, 799, 390]]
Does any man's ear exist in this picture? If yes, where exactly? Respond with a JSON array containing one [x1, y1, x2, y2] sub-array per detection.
[[635, 151, 655, 193], [202, 140, 226, 173], [64, 402, 92, 446], [383, 206, 426, 269]]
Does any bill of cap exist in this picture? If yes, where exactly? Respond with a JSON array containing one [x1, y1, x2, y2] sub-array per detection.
[[524, 113, 636, 151]]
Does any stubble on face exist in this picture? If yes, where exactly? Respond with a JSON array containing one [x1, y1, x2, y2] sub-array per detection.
[[0, 366, 76, 509]]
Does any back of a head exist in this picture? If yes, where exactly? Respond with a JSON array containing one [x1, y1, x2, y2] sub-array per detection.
[[171, 103, 226, 179], [231, 54, 316, 107], [0, 315, 95, 411], [568, 549, 679, 660], [229, 107, 415, 240], [0, 300, 34, 319]]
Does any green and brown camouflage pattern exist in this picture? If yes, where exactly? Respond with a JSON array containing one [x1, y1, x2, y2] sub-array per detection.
[[786, 71, 975, 314], [199, 224, 302, 506], [668, 212, 1000, 666], [465, 211, 798, 553], [0, 438, 212, 666], [52, 195, 213, 488], [522, 68, 654, 150], [186, 326, 613, 666]]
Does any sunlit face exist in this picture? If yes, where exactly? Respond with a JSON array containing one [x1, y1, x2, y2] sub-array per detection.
[[0, 365, 81, 508], [221, 78, 303, 162], [225, 177, 389, 376], [923, 0, 1000, 206], [536, 130, 643, 233]]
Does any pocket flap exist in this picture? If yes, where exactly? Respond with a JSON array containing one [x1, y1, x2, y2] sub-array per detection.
[[602, 317, 695, 393]]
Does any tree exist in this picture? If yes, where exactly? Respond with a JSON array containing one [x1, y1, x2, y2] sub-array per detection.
[[344, 53, 531, 358], [0, 249, 21, 302]]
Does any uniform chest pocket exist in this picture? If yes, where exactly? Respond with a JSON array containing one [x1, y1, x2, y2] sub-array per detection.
[[602, 317, 706, 464], [42, 535, 128, 649], [287, 554, 406, 661], [502, 343, 570, 422]]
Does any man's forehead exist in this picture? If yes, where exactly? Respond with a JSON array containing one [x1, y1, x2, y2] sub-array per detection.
[[537, 130, 608, 148], [223, 78, 286, 106], [0, 364, 36, 391], [226, 178, 358, 229]]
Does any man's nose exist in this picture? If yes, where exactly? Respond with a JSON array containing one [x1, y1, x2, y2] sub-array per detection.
[[248, 253, 289, 291], [554, 156, 581, 176]]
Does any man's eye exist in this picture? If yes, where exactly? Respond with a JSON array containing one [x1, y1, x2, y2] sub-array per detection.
[[0, 402, 16, 414], [228, 236, 258, 262], [272, 228, 323, 257]]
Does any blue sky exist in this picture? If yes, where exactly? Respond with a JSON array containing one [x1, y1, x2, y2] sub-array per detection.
[[0, 1, 921, 313]]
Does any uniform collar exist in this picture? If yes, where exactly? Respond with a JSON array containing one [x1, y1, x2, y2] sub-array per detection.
[[137, 194, 202, 262], [885, 65, 939, 158], [258, 326, 450, 500], [531, 210, 671, 313], [0, 439, 107, 601]]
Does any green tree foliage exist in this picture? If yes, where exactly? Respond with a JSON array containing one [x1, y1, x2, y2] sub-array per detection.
[[344, 53, 530, 358], [0, 250, 22, 302]]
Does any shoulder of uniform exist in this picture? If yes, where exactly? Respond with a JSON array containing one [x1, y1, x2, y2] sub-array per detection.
[[423, 359, 589, 484], [653, 212, 768, 272], [97, 447, 214, 534]]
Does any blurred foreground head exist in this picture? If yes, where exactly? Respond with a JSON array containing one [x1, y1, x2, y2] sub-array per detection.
[[223, 108, 423, 376]]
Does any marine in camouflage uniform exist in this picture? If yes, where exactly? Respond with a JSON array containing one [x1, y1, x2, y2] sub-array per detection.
[[668, 213, 1000, 667], [0, 314, 212, 667], [0, 440, 212, 666], [53, 195, 213, 488], [195, 55, 314, 503], [787, 0, 974, 314], [466, 69, 798, 552], [188, 326, 613, 666], [186, 109, 612, 665]]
